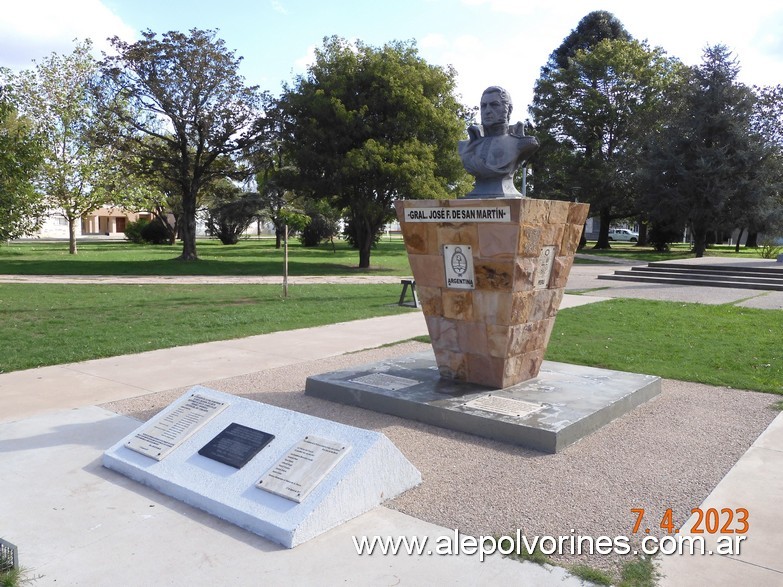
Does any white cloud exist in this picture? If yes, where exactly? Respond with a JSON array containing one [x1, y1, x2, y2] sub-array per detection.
[[0, 0, 137, 70], [293, 44, 317, 74], [270, 0, 288, 15]]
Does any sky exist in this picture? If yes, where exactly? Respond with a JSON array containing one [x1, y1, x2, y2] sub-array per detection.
[[1, 0, 782, 118]]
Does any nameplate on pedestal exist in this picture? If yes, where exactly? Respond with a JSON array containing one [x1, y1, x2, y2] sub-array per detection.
[[464, 395, 544, 418], [126, 393, 229, 461], [534, 246, 557, 289], [403, 206, 511, 223], [256, 435, 350, 503], [443, 244, 475, 290], [349, 373, 419, 391]]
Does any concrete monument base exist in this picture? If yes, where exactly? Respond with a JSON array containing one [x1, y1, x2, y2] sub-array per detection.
[[103, 386, 421, 548], [305, 352, 661, 453]]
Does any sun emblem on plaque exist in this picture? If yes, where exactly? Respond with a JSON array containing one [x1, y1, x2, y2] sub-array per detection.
[[451, 246, 468, 276]]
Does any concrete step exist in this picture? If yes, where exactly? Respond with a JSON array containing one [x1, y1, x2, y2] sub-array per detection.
[[599, 261, 783, 291], [597, 272, 783, 291], [647, 261, 783, 276]]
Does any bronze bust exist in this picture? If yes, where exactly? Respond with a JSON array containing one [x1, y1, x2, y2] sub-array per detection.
[[459, 86, 539, 198]]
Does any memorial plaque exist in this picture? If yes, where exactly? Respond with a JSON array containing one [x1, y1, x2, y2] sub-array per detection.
[[464, 395, 544, 418], [403, 206, 511, 223], [126, 393, 228, 460], [349, 373, 420, 391], [443, 244, 475, 290], [533, 245, 557, 289], [256, 435, 350, 503], [198, 423, 275, 469]]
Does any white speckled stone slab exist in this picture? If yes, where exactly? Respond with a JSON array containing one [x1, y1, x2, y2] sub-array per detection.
[[103, 386, 421, 548], [306, 351, 661, 453]]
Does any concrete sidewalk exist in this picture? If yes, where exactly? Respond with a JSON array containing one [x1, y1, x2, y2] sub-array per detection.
[[1, 292, 781, 586]]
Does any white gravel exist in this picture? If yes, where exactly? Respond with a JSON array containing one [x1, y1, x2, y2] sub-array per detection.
[[101, 340, 779, 576]]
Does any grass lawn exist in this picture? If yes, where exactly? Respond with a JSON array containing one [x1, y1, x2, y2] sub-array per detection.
[[0, 237, 413, 276], [0, 283, 412, 373], [546, 298, 783, 395], [2, 280, 781, 396], [580, 241, 771, 262]]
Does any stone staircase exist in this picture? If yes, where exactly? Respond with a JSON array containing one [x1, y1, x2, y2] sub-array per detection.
[[598, 261, 783, 291]]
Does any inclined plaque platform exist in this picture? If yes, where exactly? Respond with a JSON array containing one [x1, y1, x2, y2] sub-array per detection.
[[305, 351, 661, 453], [103, 386, 421, 548]]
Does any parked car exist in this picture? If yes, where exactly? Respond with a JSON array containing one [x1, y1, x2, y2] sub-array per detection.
[[608, 228, 639, 242]]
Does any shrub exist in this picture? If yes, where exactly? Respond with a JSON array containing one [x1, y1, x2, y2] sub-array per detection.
[[140, 218, 171, 245], [124, 218, 149, 244], [759, 237, 783, 259], [299, 213, 340, 247], [207, 193, 262, 245], [648, 223, 682, 252]]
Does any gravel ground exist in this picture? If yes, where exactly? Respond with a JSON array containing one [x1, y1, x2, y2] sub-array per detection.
[[101, 340, 779, 577]]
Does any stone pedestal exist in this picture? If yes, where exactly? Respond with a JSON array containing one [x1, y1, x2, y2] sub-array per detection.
[[396, 198, 589, 389]]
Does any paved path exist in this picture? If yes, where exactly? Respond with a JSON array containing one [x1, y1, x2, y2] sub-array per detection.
[[0, 274, 403, 285]]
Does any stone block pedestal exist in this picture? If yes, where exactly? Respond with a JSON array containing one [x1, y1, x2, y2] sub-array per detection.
[[395, 198, 589, 388]]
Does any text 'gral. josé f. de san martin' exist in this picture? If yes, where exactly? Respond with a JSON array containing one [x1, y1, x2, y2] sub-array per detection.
[[404, 207, 511, 223]]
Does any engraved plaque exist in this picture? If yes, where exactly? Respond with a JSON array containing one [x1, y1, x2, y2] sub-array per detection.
[[349, 373, 419, 391], [126, 393, 229, 460], [464, 395, 544, 418], [443, 244, 475, 289], [256, 435, 350, 503], [534, 245, 557, 289], [198, 423, 275, 469], [403, 206, 511, 223]]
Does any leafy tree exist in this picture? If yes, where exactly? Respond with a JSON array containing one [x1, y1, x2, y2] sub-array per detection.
[[97, 29, 266, 260], [10, 40, 115, 254], [205, 179, 262, 245], [642, 46, 774, 257], [543, 10, 631, 74], [275, 36, 469, 268], [0, 84, 44, 240], [299, 199, 341, 248], [530, 14, 679, 249], [746, 84, 783, 242]]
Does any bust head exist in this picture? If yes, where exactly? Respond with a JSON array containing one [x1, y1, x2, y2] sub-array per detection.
[[480, 86, 513, 128]]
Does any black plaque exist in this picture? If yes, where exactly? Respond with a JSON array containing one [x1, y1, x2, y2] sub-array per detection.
[[198, 423, 275, 469]]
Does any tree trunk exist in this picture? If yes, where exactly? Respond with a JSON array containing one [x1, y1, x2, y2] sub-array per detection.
[[735, 228, 744, 253], [593, 206, 612, 249], [636, 220, 648, 247], [275, 227, 283, 249], [68, 218, 77, 255], [692, 224, 707, 258], [358, 239, 372, 269], [746, 232, 759, 248], [178, 192, 198, 261], [354, 214, 374, 269]]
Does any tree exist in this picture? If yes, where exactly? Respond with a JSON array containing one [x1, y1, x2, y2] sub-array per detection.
[[299, 199, 341, 248], [746, 84, 783, 242], [530, 12, 679, 249], [10, 40, 115, 254], [642, 46, 773, 257], [204, 179, 262, 245], [98, 29, 266, 260], [275, 36, 469, 268], [543, 10, 631, 74], [0, 84, 44, 241]]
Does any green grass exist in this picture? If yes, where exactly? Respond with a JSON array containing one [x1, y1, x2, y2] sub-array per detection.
[[546, 299, 783, 394], [580, 241, 768, 262], [0, 238, 412, 276], [0, 283, 412, 373], [505, 539, 657, 587]]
